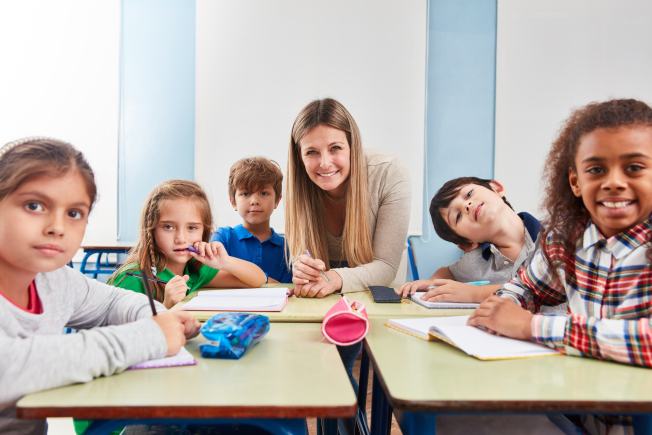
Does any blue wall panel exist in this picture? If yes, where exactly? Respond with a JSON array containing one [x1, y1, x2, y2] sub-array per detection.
[[119, 0, 196, 241], [410, 0, 497, 280]]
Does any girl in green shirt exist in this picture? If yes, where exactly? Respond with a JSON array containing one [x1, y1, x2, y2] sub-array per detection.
[[109, 180, 267, 308]]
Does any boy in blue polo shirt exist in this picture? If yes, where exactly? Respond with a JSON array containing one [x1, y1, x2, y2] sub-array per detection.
[[211, 157, 292, 283], [398, 177, 566, 314]]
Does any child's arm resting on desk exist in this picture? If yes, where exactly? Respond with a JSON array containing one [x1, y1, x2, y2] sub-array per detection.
[[0, 267, 200, 404], [397, 266, 501, 302], [468, 248, 652, 367], [190, 241, 267, 288]]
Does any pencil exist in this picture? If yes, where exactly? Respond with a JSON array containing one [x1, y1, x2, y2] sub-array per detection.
[[140, 268, 158, 316], [126, 271, 169, 285], [304, 250, 332, 284]]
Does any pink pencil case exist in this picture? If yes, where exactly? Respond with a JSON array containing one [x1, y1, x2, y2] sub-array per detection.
[[321, 296, 370, 346]]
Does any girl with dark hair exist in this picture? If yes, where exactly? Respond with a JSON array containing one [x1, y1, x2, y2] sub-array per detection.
[[468, 99, 652, 434]]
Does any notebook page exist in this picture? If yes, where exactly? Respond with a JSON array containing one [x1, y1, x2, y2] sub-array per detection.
[[196, 288, 290, 298], [183, 296, 286, 311], [127, 346, 196, 370], [387, 316, 466, 340], [411, 292, 479, 309], [429, 316, 559, 359]]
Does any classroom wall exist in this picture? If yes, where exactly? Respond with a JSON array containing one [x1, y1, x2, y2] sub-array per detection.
[[495, 0, 652, 220], [118, 0, 196, 241], [194, 0, 427, 235], [409, 0, 497, 280], [0, 0, 120, 245]]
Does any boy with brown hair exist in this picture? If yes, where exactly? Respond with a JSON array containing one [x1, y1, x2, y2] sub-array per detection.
[[210, 156, 292, 283]]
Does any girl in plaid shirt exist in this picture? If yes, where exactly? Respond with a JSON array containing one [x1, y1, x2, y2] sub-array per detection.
[[468, 99, 652, 435]]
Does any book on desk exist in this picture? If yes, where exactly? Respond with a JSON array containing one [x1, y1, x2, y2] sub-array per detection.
[[386, 316, 560, 361], [182, 288, 290, 312]]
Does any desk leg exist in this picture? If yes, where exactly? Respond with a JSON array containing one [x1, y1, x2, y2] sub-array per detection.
[[93, 252, 103, 280], [316, 418, 338, 435], [370, 369, 392, 435], [79, 251, 92, 277], [393, 410, 436, 435], [84, 418, 308, 435], [358, 346, 370, 413], [633, 415, 652, 435]]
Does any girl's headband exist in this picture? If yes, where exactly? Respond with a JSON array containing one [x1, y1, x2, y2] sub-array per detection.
[[0, 136, 70, 160]]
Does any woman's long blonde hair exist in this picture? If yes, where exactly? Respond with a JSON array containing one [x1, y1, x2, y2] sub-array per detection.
[[285, 98, 373, 269], [109, 180, 213, 301]]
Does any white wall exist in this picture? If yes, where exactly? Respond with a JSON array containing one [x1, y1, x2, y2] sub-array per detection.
[[495, 0, 652, 218], [195, 0, 427, 234], [0, 1, 120, 244]]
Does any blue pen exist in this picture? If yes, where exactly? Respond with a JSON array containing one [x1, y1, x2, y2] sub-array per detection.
[[304, 250, 332, 284]]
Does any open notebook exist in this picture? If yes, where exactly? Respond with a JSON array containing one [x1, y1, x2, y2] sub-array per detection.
[[127, 346, 197, 370], [386, 316, 559, 361], [181, 288, 290, 312], [408, 291, 479, 309]]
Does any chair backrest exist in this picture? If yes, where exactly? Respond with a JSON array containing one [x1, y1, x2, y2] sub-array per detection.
[[407, 237, 419, 281]]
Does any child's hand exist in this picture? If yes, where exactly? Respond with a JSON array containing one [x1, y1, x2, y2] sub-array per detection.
[[188, 241, 230, 270], [397, 279, 433, 298], [420, 279, 492, 303], [466, 295, 533, 340], [152, 312, 187, 356], [163, 275, 190, 309], [294, 271, 341, 298], [171, 311, 201, 339]]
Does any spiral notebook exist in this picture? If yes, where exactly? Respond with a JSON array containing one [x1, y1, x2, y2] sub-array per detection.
[[127, 346, 197, 370], [386, 316, 560, 361]]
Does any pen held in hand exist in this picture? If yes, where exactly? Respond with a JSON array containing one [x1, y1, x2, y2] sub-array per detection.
[[140, 268, 158, 316], [304, 250, 332, 284], [126, 272, 169, 285]]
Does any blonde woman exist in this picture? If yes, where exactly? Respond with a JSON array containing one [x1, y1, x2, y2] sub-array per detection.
[[285, 98, 411, 400]]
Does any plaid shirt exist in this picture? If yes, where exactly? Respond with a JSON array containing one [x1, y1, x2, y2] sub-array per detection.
[[496, 217, 652, 368]]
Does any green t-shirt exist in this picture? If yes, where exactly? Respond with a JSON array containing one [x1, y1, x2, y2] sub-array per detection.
[[112, 261, 219, 296]]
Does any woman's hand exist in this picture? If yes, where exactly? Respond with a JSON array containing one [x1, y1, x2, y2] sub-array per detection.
[[294, 270, 342, 298], [163, 274, 190, 309], [189, 241, 231, 270], [292, 253, 326, 284], [466, 295, 533, 340]]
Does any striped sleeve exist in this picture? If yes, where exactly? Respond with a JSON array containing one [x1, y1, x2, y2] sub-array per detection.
[[495, 243, 568, 312], [562, 314, 652, 366]]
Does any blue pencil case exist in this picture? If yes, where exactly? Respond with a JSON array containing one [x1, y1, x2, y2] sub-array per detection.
[[199, 313, 270, 359]]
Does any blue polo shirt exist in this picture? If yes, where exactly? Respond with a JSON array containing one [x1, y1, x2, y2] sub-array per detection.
[[210, 224, 293, 283]]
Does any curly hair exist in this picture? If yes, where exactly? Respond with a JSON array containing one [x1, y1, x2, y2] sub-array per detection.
[[541, 98, 652, 270]]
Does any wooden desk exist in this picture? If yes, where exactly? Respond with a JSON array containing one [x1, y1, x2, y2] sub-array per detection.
[[361, 318, 652, 435], [345, 291, 475, 319], [17, 324, 356, 435], [173, 284, 341, 323]]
